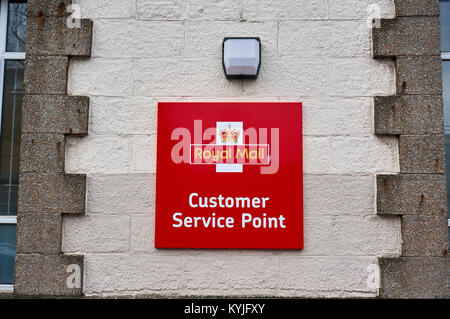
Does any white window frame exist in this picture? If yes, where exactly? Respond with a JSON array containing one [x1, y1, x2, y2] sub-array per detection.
[[442, 0, 450, 231], [444, 53, 450, 229], [0, 0, 26, 292]]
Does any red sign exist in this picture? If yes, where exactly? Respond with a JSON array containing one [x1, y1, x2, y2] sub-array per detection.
[[155, 102, 303, 249]]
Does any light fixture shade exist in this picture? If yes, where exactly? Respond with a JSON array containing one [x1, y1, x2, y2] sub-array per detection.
[[222, 37, 261, 79]]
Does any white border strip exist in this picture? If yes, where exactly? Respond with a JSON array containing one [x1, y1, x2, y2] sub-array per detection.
[[189, 144, 270, 165], [0, 215, 17, 224], [0, 284, 13, 292]]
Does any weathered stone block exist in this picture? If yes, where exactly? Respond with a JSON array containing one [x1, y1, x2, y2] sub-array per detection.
[[69, 58, 134, 96], [373, 17, 441, 57], [93, 20, 184, 59], [279, 20, 370, 59], [396, 56, 442, 95], [302, 136, 331, 174], [379, 256, 449, 298], [28, 0, 73, 17], [374, 95, 443, 135], [183, 256, 279, 291], [333, 215, 400, 256], [303, 175, 374, 216], [278, 256, 380, 296], [330, 136, 399, 174], [22, 95, 89, 135], [377, 174, 447, 217], [133, 58, 244, 97], [329, 0, 395, 19], [129, 135, 157, 174], [188, 21, 277, 58], [76, 0, 137, 19], [138, 0, 240, 20], [87, 174, 155, 214], [63, 215, 130, 253], [329, 58, 395, 97], [84, 254, 181, 294], [14, 254, 83, 296], [24, 56, 68, 95], [303, 97, 372, 136], [20, 134, 65, 173], [243, 58, 328, 97], [400, 215, 449, 257], [399, 135, 445, 174], [27, 16, 92, 57], [241, 0, 328, 20], [89, 96, 156, 135], [16, 213, 62, 254], [65, 135, 131, 174], [18, 173, 86, 214], [394, 0, 440, 17]]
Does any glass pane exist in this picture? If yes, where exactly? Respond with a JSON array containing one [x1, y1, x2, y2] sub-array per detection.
[[0, 224, 16, 284], [444, 61, 450, 221], [445, 136, 450, 219], [0, 60, 23, 216], [443, 61, 450, 134], [6, 0, 27, 52], [442, 1, 450, 52]]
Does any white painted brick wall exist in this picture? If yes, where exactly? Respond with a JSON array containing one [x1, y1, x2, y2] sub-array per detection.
[[279, 21, 371, 58], [65, 0, 400, 297], [186, 21, 278, 58], [137, 0, 241, 21], [92, 21, 185, 58]]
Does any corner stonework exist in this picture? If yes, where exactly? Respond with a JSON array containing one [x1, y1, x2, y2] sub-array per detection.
[[14, 0, 92, 296], [372, 0, 449, 298]]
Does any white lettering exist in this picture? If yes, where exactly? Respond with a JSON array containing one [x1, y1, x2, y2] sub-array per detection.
[[172, 212, 183, 227], [242, 213, 252, 228], [189, 193, 198, 208], [188, 193, 270, 209]]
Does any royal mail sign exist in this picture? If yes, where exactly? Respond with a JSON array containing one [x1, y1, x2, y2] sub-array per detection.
[[155, 102, 303, 249]]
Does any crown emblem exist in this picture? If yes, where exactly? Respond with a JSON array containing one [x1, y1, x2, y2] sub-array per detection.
[[219, 125, 240, 143]]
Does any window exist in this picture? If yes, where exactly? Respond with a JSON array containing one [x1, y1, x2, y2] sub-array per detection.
[[0, 0, 26, 291], [441, 0, 450, 245]]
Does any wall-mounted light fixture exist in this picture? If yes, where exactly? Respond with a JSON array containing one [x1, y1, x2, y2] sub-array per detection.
[[222, 37, 261, 79]]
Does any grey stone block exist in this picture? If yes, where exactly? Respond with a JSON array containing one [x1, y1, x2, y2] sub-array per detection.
[[28, 0, 73, 17], [374, 95, 443, 135], [20, 134, 65, 173], [401, 215, 449, 257], [394, 0, 440, 17], [16, 213, 62, 254], [16, 0, 89, 298], [27, 17, 92, 57], [14, 254, 84, 296], [377, 174, 447, 217], [374, 0, 448, 300], [396, 56, 442, 95], [23, 56, 68, 95], [399, 135, 445, 174], [22, 95, 89, 135], [379, 256, 449, 298], [373, 17, 441, 57], [18, 173, 86, 214]]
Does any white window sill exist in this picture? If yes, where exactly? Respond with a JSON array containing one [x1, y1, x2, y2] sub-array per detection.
[[0, 285, 13, 292]]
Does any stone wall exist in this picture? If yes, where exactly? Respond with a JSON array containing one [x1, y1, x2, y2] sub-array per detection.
[[63, 0, 401, 297]]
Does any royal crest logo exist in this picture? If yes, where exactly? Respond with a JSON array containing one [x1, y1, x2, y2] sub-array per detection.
[[219, 125, 241, 143]]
